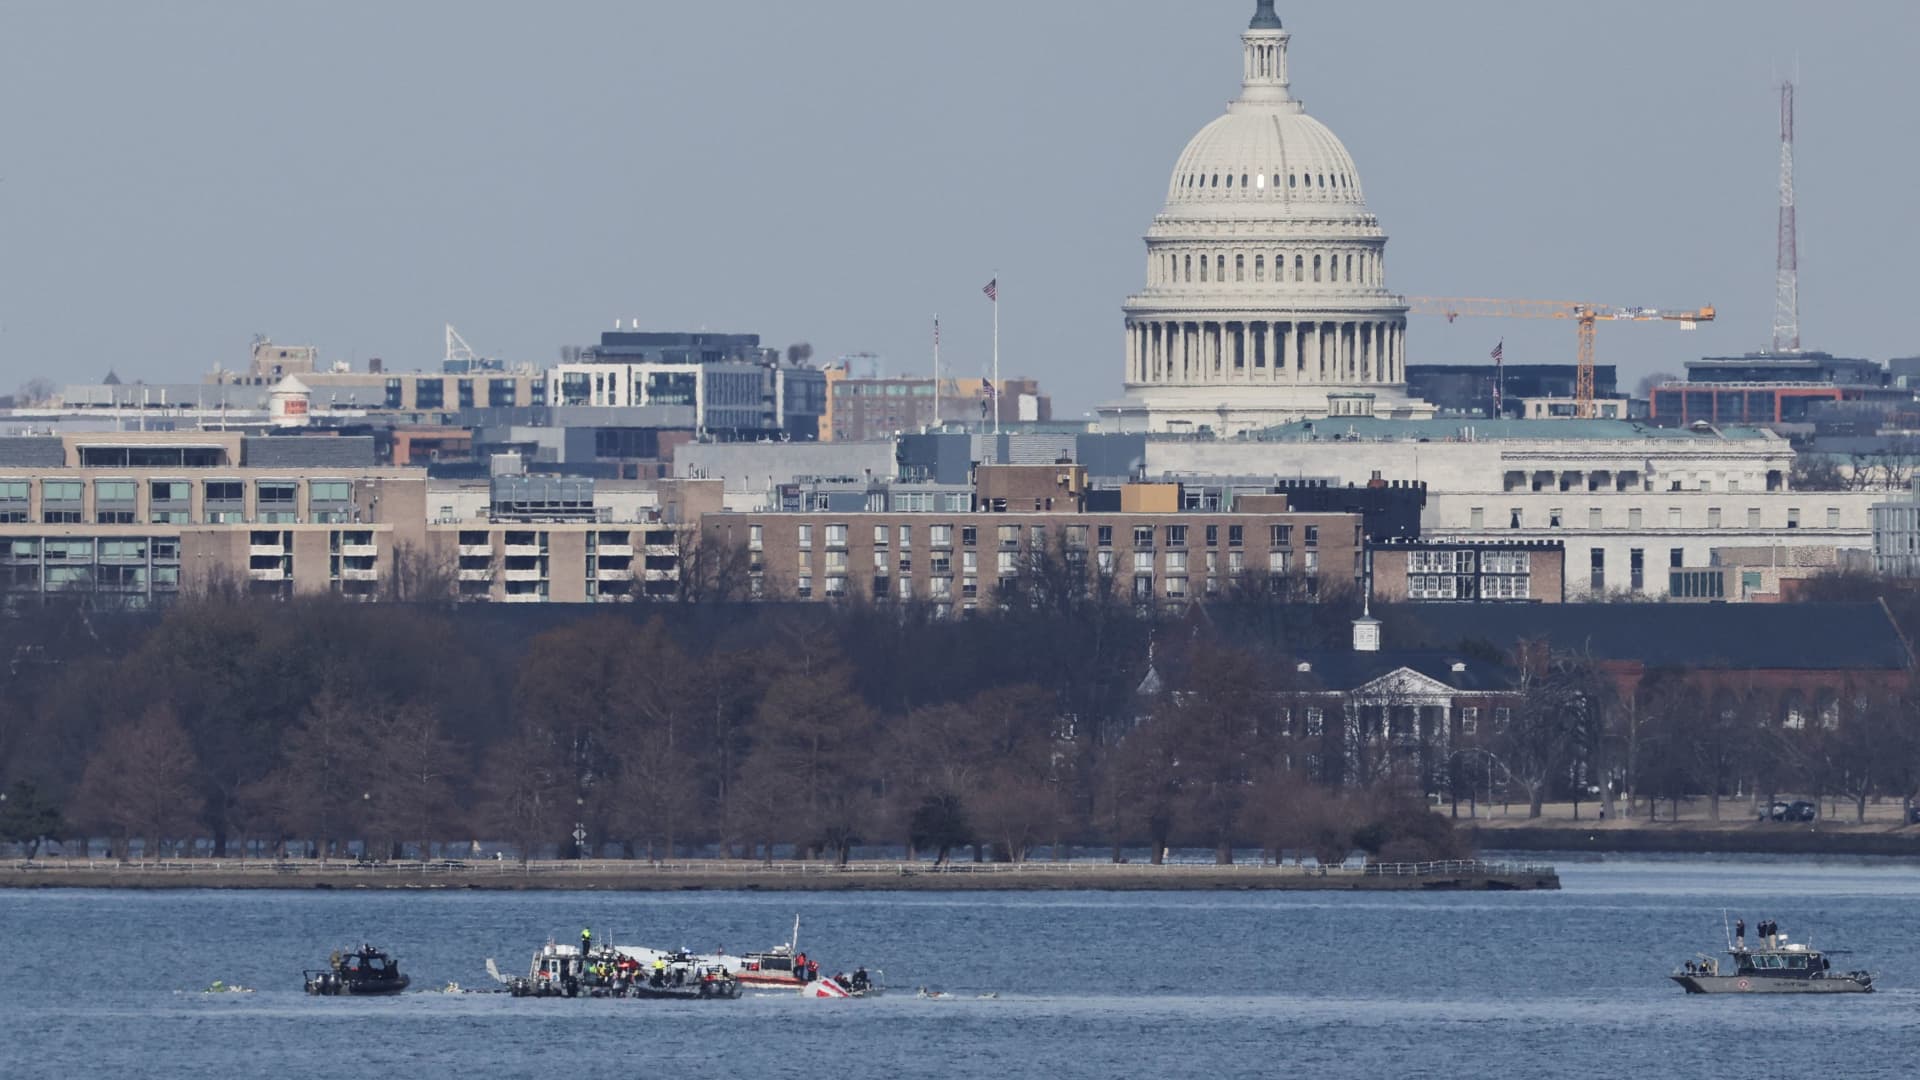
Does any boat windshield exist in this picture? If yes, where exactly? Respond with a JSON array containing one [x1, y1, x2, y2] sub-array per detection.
[[1748, 953, 1809, 970]]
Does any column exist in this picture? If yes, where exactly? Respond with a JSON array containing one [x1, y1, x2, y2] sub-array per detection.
[[1264, 321, 1277, 381]]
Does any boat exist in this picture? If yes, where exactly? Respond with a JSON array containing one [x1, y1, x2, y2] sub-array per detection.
[[1670, 921, 1872, 994], [490, 941, 741, 1001], [305, 944, 411, 996], [617, 917, 881, 998]]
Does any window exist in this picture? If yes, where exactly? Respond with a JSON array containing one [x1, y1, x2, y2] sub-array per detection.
[[1096, 550, 1114, 573], [825, 524, 848, 548], [998, 525, 1020, 549], [1065, 525, 1088, 550], [1827, 507, 1840, 529], [1470, 507, 1484, 529], [873, 524, 889, 547], [1670, 547, 1684, 569], [1493, 707, 1511, 732], [1589, 508, 1604, 529], [1303, 525, 1318, 547], [1165, 552, 1187, 573], [1460, 707, 1479, 735], [1271, 524, 1292, 546], [1303, 551, 1318, 574], [998, 551, 1019, 575], [1748, 508, 1761, 528], [95, 480, 136, 502], [1629, 548, 1644, 592], [1268, 550, 1292, 574], [205, 480, 243, 503], [930, 524, 952, 547], [798, 525, 813, 550], [42, 481, 82, 502], [963, 551, 977, 573], [1228, 551, 1244, 573], [1305, 708, 1324, 737], [824, 576, 847, 598], [1509, 509, 1522, 529], [748, 525, 763, 551], [797, 550, 811, 570], [1549, 508, 1563, 528], [825, 551, 848, 572], [962, 525, 977, 547], [1132, 525, 1153, 549], [1132, 551, 1153, 574], [1206, 524, 1218, 547], [1628, 508, 1643, 528], [310, 481, 352, 503], [1590, 548, 1605, 592], [1667, 507, 1681, 528], [1708, 507, 1721, 528], [1228, 525, 1244, 548], [1098, 526, 1113, 547], [1166, 525, 1187, 548], [1787, 508, 1800, 529]]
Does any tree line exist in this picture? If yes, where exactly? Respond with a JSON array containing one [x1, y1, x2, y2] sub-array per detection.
[[2, 574, 1917, 862]]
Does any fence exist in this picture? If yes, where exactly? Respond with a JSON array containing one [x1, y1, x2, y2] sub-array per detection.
[[6, 856, 1554, 879]]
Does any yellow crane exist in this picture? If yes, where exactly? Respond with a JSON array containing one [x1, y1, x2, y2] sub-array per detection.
[[1407, 297, 1716, 418]]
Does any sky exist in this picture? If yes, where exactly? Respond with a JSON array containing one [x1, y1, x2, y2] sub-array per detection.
[[2, 0, 1916, 414]]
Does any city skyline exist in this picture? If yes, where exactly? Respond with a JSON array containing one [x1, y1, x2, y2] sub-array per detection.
[[2, 0, 1914, 413]]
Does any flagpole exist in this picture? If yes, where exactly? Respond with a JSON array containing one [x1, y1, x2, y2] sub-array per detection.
[[932, 314, 941, 432], [991, 271, 1001, 436]]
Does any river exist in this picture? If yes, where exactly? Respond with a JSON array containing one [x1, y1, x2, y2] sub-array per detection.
[[4, 855, 1918, 1079]]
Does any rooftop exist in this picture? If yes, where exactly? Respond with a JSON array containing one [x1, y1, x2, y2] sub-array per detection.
[[1229, 418, 1779, 443]]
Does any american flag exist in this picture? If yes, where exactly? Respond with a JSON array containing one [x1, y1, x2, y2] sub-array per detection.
[[1490, 340, 1503, 363], [933, 318, 940, 346], [982, 278, 997, 302]]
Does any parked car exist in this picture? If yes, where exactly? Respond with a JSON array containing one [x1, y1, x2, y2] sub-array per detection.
[[1759, 800, 1817, 822]]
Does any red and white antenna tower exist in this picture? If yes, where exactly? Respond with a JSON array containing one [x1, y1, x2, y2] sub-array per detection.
[[1771, 80, 1800, 354]]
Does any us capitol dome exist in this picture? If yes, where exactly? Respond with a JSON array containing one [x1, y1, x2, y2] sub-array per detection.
[[1100, 1, 1434, 434]]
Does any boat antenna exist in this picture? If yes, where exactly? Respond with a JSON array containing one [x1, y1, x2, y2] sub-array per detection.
[[791, 913, 801, 956], [1722, 909, 1732, 952]]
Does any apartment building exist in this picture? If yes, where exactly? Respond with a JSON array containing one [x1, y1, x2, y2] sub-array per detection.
[[1369, 539, 1565, 603], [703, 506, 1363, 612]]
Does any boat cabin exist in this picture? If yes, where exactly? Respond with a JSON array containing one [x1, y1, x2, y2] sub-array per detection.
[[1735, 945, 1833, 980]]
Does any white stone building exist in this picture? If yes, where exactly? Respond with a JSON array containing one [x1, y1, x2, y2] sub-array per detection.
[[1102, 1, 1434, 435], [1142, 418, 1880, 598]]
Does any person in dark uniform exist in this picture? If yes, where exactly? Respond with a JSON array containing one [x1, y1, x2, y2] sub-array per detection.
[[1735, 919, 1746, 950]]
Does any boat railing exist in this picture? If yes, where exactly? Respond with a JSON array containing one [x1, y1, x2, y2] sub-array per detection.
[[5, 856, 1557, 879]]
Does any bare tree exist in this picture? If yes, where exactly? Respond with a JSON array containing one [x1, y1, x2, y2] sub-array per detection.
[[71, 706, 205, 858], [382, 540, 457, 603]]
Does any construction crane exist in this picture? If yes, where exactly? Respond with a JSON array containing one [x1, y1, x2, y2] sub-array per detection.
[[1407, 298, 1716, 418]]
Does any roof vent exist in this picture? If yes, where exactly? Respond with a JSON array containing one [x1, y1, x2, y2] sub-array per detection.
[[1296, 661, 1312, 673], [1450, 661, 1467, 674]]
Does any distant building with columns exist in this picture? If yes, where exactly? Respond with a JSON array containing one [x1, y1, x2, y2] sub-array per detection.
[[1102, 2, 1433, 435]]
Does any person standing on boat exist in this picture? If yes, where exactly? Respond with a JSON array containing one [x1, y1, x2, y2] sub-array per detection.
[[1735, 919, 1746, 950]]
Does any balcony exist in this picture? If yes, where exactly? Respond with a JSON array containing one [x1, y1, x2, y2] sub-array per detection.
[[597, 543, 634, 558], [644, 544, 676, 558], [504, 568, 545, 583], [249, 544, 286, 558], [457, 568, 493, 583], [504, 544, 544, 558], [458, 544, 493, 557], [595, 566, 634, 582], [340, 543, 378, 558], [247, 567, 287, 582], [500, 592, 545, 604], [339, 568, 378, 582], [643, 569, 678, 583]]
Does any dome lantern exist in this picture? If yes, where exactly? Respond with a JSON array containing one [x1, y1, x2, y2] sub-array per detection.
[[1238, 4, 1291, 107]]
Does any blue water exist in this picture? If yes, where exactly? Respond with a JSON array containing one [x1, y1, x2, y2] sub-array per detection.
[[5, 856, 1920, 1079]]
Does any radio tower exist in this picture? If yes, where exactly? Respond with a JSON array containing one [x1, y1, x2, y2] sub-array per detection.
[[1771, 80, 1800, 354]]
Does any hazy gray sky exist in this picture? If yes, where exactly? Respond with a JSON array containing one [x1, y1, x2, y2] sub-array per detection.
[[3, 1, 1915, 412]]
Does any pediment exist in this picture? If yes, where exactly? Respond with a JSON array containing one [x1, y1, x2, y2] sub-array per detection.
[[1350, 667, 1456, 700]]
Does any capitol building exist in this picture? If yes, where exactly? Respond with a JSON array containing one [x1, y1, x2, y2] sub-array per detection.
[[1101, 2, 1435, 435]]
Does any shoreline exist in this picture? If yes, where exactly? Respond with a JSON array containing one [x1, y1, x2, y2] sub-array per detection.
[[1469, 823, 1920, 858], [0, 858, 1558, 892]]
